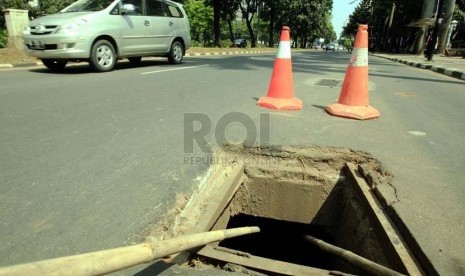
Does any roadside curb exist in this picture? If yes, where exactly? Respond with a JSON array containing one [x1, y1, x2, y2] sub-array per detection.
[[372, 54, 465, 81], [0, 61, 42, 69], [0, 50, 277, 69], [185, 50, 276, 57]]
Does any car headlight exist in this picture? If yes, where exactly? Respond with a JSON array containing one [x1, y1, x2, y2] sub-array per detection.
[[57, 19, 87, 35], [23, 26, 31, 35]]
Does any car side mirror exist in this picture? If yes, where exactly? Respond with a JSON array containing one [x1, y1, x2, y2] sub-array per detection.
[[121, 4, 135, 15]]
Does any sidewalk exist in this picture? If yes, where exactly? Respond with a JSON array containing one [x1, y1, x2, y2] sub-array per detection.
[[372, 53, 465, 81]]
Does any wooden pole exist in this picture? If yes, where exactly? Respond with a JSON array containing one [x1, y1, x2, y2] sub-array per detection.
[[0, 226, 260, 276], [304, 235, 406, 276]]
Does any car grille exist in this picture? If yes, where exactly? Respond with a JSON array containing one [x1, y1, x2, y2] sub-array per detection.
[[26, 44, 58, 50], [30, 25, 58, 35]]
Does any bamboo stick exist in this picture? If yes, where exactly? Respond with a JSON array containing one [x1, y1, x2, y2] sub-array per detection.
[[304, 235, 406, 276], [0, 226, 260, 276]]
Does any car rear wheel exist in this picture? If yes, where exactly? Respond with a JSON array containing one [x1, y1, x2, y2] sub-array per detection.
[[128, 57, 142, 65], [90, 39, 116, 72], [41, 59, 67, 71], [168, 41, 184, 64]]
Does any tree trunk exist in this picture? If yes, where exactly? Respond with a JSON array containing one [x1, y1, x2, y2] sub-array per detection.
[[213, 0, 221, 47], [437, 0, 456, 54], [268, 0, 275, 47], [383, 3, 396, 51], [246, 18, 256, 47], [228, 20, 235, 43], [240, 4, 256, 48]]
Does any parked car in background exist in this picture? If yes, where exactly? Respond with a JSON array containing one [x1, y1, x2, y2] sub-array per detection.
[[22, 0, 191, 72], [234, 38, 247, 48], [326, 43, 336, 51]]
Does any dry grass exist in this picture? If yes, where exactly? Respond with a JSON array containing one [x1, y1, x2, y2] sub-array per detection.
[[0, 46, 276, 65], [0, 48, 38, 64]]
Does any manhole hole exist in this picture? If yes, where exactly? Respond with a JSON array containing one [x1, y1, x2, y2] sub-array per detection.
[[314, 79, 342, 87], [186, 145, 425, 275]]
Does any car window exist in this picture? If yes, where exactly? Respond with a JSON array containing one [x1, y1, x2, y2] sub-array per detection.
[[61, 0, 114, 12], [122, 0, 143, 15], [146, 0, 165, 16], [165, 2, 183, 18]]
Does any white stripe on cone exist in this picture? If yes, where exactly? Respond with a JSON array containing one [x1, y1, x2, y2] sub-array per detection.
[[276, 41, 291, 59], [349, 48, 368, 67]]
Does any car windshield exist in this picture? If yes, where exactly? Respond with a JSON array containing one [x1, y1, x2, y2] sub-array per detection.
[[61, 0, 114, 12]]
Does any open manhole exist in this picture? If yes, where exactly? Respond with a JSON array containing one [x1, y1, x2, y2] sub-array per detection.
[[185, 145, 425, 275]]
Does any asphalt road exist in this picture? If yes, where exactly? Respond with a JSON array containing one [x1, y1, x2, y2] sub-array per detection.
[[1, 52, 464, 275]]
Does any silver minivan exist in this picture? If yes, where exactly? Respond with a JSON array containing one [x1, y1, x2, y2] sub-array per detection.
[[22, 0, 191, 72]]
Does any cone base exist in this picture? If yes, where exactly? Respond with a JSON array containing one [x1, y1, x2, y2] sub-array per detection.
[[325, 103, 380, 120], [257, 96, 302, 110]]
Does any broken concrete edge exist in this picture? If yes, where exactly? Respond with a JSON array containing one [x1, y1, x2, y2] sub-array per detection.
[[371, 54, 465, 81], [347, 163, 440, 276], [153, 158, 247, 266], [0, 50, 281, 69]]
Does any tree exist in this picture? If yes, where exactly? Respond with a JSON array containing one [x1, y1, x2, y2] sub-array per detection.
[[184, 0, 214, 46], [219, 0, 241, 43], [240, 0, 258, 47], [342, 0, 371, 38], [204, 0, 221, 47]]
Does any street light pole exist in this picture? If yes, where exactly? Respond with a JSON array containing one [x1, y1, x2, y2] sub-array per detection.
[[426, 0, 445, 60]]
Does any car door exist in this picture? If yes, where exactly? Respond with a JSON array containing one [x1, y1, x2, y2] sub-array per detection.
[[145, 0, 174, 52], [118, 0, 153, 55]]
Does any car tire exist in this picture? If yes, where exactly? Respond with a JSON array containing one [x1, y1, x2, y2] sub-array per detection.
[[41, 59, 67, 71], [128, 57, 142, 65], [89, 39, 116, 72], [168, 41, 184, 64]]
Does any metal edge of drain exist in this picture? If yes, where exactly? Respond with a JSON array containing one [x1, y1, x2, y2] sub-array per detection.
[[198, 245, 337, 276], [344, 163, 428, 276], [360, 170, 440, 276]]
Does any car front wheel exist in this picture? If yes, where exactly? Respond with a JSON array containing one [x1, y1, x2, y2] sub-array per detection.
[[41, 59, 67, 71], [90, 39, 116, 72], [168, 41, 184, 64]]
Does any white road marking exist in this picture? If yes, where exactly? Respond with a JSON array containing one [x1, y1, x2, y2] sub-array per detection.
[[408, 131, 426, 136], [140, 64, 208, 75]]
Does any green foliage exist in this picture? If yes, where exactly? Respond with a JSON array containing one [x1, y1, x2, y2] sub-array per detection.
[[0, 28, 8, 48], [184, 0, 214, 46], [342, 0, 371, 38], [0, 0, 75, 29], [343, 38, 352, 49], [270, 0, 335, 48], [454, 4, 465, 25], [0, 0, 336, 49], [220, 39, 231, 47]]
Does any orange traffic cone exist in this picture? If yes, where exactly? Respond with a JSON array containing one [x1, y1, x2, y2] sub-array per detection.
[[325, 25, 380, 120], [257, 26, 302, 110]]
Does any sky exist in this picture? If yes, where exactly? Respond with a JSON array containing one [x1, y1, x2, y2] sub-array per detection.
[[332, 0, 358, 38]]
